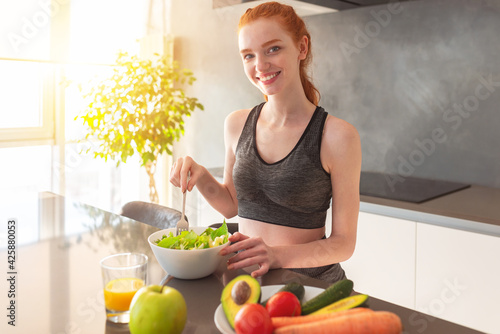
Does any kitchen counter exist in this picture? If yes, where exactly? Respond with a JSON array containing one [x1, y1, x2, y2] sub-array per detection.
[[207, 167, 500, 237], [354, 185, 500, 334], [360, 184, 500, 237], [206, 169, 499, 333], [0, 191, 484, 334]]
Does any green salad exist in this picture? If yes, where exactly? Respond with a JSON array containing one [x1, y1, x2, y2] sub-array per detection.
[[154, 221, 229, 250]]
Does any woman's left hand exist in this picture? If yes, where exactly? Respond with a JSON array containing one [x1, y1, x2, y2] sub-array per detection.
[[219, 232, 276, 278]]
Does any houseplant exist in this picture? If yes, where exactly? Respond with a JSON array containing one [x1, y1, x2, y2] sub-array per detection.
[[77, 51, 203, 203]]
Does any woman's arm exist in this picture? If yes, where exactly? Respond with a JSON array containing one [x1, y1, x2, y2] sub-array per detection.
[[222, 116, 361, 276], [169, 109, 250, 219]]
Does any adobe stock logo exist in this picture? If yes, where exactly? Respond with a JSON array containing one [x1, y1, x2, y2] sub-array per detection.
[[409, 278, 467, 333], [387, 73, 500, 191], [7, 0, 69, 54]]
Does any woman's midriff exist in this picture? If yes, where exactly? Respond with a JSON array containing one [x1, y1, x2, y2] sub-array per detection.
[[237, 216, 326, 246]]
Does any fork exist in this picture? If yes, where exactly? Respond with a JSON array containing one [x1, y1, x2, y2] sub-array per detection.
[[176, 184, 189, 236]]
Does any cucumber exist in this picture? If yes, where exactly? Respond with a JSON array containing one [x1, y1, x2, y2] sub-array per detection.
[[301, 279, 354, 315], [261, 282, 306, 307], [310, 294, 369, 315]]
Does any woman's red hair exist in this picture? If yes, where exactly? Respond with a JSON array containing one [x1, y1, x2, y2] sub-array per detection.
[[238, 1, 320, 105]]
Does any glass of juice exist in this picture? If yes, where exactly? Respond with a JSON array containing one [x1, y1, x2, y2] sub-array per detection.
[[100, 253, 148, 323]]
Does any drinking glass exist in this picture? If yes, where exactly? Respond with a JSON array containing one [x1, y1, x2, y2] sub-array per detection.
[[100, 253, 148, 323]]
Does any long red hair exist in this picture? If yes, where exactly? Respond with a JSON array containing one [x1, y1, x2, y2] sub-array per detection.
[[238, 1, 320, 105]]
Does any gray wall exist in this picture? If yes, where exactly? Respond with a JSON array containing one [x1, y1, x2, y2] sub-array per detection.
[[307, 0, 500, 188], [170, 0, 500, 189]]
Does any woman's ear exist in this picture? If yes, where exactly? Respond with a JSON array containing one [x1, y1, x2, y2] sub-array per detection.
[[298, 35, 308, 60]]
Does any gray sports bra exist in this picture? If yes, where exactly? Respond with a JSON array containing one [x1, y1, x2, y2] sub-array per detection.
[[233, 102, 332, 229]]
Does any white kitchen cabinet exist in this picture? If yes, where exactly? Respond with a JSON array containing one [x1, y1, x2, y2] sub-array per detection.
[[341, 212, 416, 309], [416, 223, 500, 334]]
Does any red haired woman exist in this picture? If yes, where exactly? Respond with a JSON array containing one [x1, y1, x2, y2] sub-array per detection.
[[170, 2, 361, 283]]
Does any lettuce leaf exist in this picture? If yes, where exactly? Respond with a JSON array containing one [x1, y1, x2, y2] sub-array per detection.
[[155, 220, 229, 250]]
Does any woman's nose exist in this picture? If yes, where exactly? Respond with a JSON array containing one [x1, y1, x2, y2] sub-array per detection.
[[255, 55, 270, 72]]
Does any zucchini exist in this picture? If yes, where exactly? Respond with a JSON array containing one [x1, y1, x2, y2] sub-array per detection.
[[310, 294, 369, 315], [301, 279, 354, 315], [261, 282, 306, 307]]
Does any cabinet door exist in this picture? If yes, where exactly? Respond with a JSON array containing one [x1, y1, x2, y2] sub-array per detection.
[[416, 223, 500, 334], [341, 212, 416, 309]]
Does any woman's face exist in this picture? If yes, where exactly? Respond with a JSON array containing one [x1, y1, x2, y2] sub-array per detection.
[[238, 18, 307, 98]]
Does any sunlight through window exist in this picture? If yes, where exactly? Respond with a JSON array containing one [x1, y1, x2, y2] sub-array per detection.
[[1, 0, 153, 213], [0, 61, 44, 129], [69, 0, 146, 64]]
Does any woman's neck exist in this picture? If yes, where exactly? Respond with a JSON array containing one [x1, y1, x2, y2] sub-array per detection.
[[264, 93, 316, 127]]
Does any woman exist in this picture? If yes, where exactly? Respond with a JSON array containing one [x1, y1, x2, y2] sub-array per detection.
[[170, 2, 361, 283]]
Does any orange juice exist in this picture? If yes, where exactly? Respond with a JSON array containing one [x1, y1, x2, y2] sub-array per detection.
[[103, 277, 144, 311]]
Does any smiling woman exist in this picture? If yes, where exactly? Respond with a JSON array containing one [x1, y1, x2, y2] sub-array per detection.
[[170, 1, 361, 284]]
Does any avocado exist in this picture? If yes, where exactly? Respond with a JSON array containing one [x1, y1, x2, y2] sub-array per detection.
[[221, 275, 261, 328]]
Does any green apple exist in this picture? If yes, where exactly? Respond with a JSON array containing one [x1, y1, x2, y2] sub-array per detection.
[[129, 284, 187, 334]]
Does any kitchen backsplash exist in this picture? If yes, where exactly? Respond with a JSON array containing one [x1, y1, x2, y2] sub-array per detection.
[[306, 0, 500, 188]]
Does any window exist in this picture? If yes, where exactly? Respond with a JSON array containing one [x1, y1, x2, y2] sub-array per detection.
[[0, 0, 161, 214], [0, 60, 54, 144]]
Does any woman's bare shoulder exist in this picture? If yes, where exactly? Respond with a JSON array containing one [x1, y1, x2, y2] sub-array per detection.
[[224, 108, 252, 136], [323, 115, 360, 146], [322, 115, 361, 167], [224, 108, 253, 150], [226, 108, 252, 123]]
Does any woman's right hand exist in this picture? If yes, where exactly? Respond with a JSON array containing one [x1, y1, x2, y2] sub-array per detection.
[[169, 156, 203, 192]]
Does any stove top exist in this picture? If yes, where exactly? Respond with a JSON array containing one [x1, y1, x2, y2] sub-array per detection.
[[360, 171, 470, 203]]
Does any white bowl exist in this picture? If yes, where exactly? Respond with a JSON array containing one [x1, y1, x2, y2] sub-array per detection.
[[148, 226, 230, 279]]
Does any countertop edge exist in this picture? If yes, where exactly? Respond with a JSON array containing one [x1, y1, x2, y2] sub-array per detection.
[[360, 201, 500, 238]]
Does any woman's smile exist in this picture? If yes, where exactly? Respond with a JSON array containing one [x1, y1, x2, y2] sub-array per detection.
[[257, 71, 281, 84]]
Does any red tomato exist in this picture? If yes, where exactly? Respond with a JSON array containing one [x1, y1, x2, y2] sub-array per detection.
[[234, 303, 273, 334], [265, 291, 301, 317]]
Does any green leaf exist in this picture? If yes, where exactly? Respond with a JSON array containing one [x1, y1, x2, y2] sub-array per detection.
[[154, 221, 229, 250], [211, 220, 229, 240], [157, 232, 179, 248], [73, 51, 204, 200]]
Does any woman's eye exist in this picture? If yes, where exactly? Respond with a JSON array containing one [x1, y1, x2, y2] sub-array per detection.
[[268, 46, 280, 53], [243, 54, 254, 61]]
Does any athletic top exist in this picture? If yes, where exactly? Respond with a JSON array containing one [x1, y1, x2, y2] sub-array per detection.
[[233, 102, 332, 229]]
